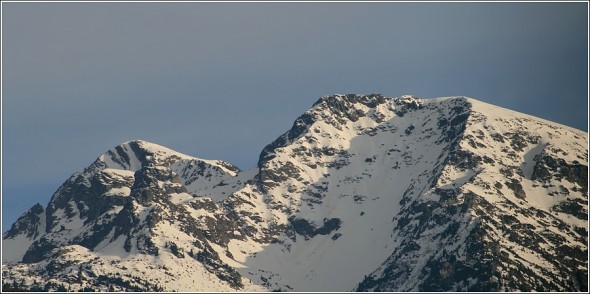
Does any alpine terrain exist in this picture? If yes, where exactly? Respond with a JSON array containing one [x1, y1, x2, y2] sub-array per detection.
[[2, 94, 588, 292]]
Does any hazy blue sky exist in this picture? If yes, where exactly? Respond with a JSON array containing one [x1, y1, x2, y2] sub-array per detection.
[[2, 2, 588, 231]]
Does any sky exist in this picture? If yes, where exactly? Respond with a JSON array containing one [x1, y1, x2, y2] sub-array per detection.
[[1, 2, 588, 232]]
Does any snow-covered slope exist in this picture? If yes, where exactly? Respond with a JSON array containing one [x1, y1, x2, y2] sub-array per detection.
[[2, 94, 588, 292], [357, 97, 588, 291]]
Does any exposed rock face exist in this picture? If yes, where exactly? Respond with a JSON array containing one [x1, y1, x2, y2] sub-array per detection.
[[3, 204, 44, 240], [3, 94, 588, 292]]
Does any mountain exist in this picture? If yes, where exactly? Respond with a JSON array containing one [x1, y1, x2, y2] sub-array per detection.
[[2, 94, 588, 292]]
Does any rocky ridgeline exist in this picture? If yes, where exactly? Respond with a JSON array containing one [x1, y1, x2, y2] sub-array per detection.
[[2, 94, 588, 292]]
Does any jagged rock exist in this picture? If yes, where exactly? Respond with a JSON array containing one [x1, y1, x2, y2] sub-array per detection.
[[3, 204, 44, 239]]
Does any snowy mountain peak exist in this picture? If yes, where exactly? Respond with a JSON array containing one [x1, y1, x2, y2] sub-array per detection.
[[3, 94, 588, 292], [97, 140, 239, 175], [313, 93, 388, 108], [258, 93, 414, 168]]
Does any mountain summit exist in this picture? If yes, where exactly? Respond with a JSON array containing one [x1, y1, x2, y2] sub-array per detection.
[[2, 94, 588, 292]]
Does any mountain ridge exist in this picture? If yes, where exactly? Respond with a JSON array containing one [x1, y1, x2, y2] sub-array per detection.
[[2, 94, 588, 292]]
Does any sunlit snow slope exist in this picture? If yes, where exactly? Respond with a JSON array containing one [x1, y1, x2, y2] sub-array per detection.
[[2, 94, 588, 292]]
